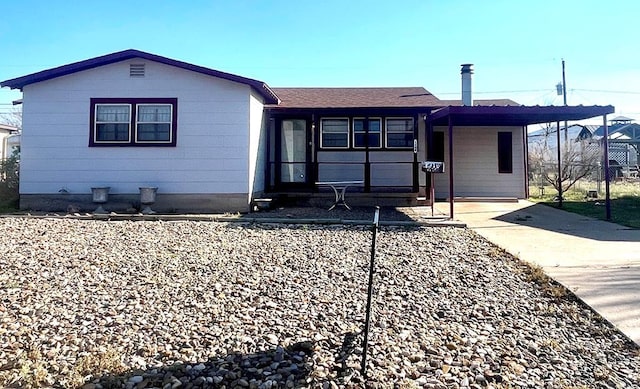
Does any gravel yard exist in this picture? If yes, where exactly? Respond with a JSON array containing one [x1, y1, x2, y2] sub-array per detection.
[[0, 217, 638, 388]]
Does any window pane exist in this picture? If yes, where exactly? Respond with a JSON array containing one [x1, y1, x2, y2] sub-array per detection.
[[387, 119, 412, 132], [353, 119, 364, 132], [432, 131, 445, 161], [386, 118, 413, 148], [354, 133, 381, 148], [322, 133, 348, 147], [137, 123, 171, 141], [96, 123, 129, 141], [369, 120, 381, 132], [136, 104, 172, 142], [322, 119, 348, 132], [498, 131, 513, 173], [138, 105, 171, 122], [353, 119, 381, 148], [387, 133, 413, 148], [97, 105, 130, 122], [321, 119, 348, 147]]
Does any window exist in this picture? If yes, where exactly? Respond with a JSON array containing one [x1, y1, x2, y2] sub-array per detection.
[[95, 104, 131, 142], [386, 118, 414, 148], [498, 131, 513, 173], [320, 118, 349, 148], [90, 98, 177, 146], [431, 131, 445, 162], [353, 118, 381, 148], [136, 105, 172, 142]]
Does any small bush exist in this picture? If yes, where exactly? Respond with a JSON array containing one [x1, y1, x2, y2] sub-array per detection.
[[0, 148, 19, 211]]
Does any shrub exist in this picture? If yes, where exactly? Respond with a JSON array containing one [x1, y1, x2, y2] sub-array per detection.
[[0, 148, 19, 210]]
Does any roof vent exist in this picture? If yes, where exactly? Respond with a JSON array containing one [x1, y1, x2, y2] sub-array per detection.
[[130, 63, 145, 77]]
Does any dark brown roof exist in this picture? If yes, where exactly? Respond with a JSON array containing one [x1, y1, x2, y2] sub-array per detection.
[[270, 87, 441, 108], [438, 98, 520, 106]]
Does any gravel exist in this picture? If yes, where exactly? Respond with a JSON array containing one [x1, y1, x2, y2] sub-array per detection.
[[0, 216, 638, 388]]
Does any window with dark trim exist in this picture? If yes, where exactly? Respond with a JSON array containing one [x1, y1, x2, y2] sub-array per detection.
[[385, 118, 414, 148], [320, 118, 349, 148], [90, 98, 177, 146], [498, 131, 513, 173], [353, 118, 381, 148]]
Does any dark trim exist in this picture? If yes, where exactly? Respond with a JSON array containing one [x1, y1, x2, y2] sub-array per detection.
[[89, 98, 178, 147], [267, 107, 427, 117], [429, 105, 615, 127], [265, 118, 273, 191], [272, 116, 313, 190], [448, 116, 454, 218], [412, 114, 419, 192], [523, 125, 529, 197], [364, 117, 371, 191], [1, 49, 279, 104]]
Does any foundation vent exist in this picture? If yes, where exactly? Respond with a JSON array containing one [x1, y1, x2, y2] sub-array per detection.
[[130, 63, 145, 77]]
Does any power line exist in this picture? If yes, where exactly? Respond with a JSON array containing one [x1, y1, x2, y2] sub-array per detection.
[[572, 88, 640, 95], [437, 89, 548, 95]]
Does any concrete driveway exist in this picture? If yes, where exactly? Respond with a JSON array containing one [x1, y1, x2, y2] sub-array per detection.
[[435, 200, 640, 346]]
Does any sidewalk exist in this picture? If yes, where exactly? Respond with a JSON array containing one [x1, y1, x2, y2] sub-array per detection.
[[434, 200, 640, 346]]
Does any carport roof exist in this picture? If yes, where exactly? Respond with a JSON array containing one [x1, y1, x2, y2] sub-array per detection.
[[428, 105, 615, 126]]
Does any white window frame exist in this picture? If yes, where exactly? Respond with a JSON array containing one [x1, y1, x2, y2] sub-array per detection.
[[134, 104, 174, 144], [353, 117, 382, 149], [385, 117, 414, 149], [320, 118, 350, 149], [94, 104, 132, 144]]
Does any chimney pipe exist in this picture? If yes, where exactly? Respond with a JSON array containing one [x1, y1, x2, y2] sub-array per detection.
[[461, 64, 473, 106]]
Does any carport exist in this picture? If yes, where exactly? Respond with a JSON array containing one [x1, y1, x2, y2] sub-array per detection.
[[426, 105, 616, 218]]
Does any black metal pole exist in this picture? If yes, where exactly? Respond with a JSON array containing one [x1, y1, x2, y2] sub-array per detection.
[[603, 115, 611, 220], [361, 206, 380, 377], [556, 120, 563, 207]]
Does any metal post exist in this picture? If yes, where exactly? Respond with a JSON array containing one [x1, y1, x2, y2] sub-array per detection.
[[361, 206, 380, 377], [430, 174, 435, 216], [448, 116, 454, 218], [556, 120, 563, 207], [603, 115, 611, 220], [562, 59, 568, 144]]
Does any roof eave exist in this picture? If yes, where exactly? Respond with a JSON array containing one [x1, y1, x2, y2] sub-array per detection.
[[428, 105, 616, 127], [0, 49, 280, 104]]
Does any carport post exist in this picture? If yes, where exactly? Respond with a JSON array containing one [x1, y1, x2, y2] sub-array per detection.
[[603, 114, 611, 220], [556, 120, 563, 207], [448, 116, 454, 218]]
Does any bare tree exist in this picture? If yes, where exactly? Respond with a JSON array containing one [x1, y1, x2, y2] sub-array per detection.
[[0, 106, 22, 129], [529, 134, 600, 194]]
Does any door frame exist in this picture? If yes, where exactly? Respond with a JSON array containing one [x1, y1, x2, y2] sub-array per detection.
[[273, 116, 313, 191]]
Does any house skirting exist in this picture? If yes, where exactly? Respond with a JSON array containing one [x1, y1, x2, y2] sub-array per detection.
[[20, 193, 251, 214]]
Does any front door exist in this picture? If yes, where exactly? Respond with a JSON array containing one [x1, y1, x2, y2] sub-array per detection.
[[277, 118, 310, 189]]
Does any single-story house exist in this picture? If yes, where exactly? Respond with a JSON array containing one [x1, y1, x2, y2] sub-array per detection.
[[0, 49, 615, 214]]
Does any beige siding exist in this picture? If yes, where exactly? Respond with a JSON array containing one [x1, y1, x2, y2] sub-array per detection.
[[433, 126, 526, 198]]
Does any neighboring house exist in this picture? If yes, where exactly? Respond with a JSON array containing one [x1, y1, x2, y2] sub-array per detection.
[[0, 123, 19, 159], [0, 49, 615, 213], [590, 116, 640, 167]]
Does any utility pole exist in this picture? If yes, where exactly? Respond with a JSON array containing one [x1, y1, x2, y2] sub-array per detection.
[[562, 59, 568, 144]]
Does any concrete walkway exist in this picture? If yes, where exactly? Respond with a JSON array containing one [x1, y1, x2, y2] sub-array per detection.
[[434, 200, 640, 346]]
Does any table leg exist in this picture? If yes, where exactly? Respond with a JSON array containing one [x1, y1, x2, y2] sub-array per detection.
[[328, 185, 340, 210], [339, 186, 351, 210]]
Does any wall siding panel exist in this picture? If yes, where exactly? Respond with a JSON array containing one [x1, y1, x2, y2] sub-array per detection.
[[433, 126, 525, 198], [21, 59, 253, 196]]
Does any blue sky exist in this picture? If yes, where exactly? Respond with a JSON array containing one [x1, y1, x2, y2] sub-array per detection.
[[1, 0, 639, 125]]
